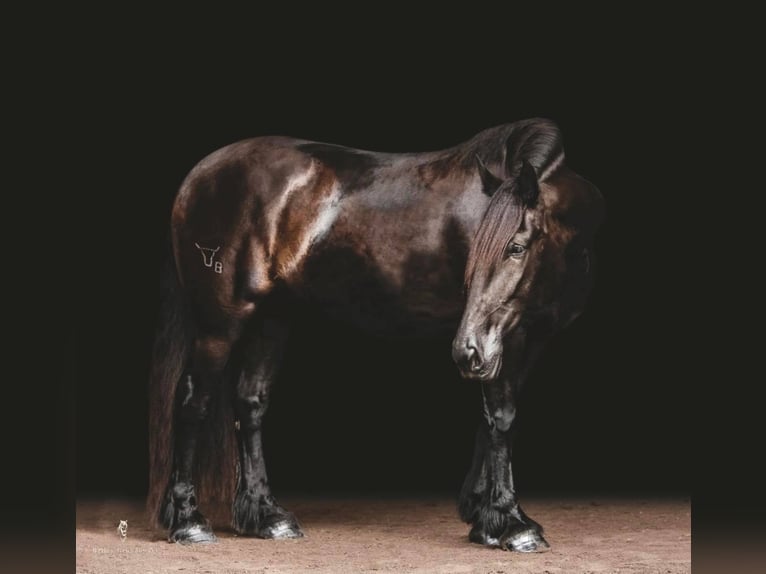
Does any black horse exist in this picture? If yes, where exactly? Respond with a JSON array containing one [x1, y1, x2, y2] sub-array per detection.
[[147, 118, 604, 551]]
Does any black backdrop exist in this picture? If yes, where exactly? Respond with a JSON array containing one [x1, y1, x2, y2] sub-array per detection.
[[77, 28, 689, 502]]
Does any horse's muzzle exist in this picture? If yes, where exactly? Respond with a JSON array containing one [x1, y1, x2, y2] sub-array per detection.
[[452, 336, 501, 381]]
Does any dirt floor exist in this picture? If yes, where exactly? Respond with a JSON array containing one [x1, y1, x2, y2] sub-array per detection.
[[76, 497, 690, 573]]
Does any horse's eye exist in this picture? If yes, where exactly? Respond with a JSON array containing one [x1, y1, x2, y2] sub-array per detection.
[[507, 242, 526, 258]]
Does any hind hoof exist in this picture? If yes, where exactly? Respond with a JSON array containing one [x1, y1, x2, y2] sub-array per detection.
[[234, 492, 304, 539], [502, 528, 550, 553], [257, 511, 304, 539], [169, 522, 217, 544]]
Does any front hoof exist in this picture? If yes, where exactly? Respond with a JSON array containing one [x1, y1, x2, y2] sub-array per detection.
[[501, 527, 549, 553], [256, 509, 304, 539], [169, 521, 217, 544]]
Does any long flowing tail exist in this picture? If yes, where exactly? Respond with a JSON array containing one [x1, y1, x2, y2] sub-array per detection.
[[146, 244, 193, 528]]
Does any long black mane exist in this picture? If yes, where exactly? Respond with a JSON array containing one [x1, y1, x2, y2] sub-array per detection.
[[464, 119, 564, 286]]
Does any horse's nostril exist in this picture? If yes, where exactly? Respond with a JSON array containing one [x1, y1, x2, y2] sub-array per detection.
[[466, 345, 482, 372]]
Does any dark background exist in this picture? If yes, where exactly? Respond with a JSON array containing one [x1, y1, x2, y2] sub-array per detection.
[[76, 21, 690, 503]]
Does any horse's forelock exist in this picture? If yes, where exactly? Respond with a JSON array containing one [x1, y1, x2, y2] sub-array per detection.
[[464, 120, 563, 290], [465, 185, 524, 289]]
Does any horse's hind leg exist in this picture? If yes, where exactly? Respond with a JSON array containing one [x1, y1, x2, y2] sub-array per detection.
[[231, 307, 303, 538], [161, 334, 234, 543]]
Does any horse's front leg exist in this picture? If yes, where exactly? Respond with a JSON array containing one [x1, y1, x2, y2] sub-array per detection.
[[458, 331, 549, 552], [470, 381, 548, 551]]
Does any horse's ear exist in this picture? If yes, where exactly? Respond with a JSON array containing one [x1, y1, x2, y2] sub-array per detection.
[[475, 154, 503, 197], [515, 159, 540, 207]]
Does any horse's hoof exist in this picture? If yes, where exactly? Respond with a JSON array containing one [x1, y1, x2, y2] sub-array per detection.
[[502, 528, 550, 553], [169, 522, 217, 544], [257, 512, 304, 539]]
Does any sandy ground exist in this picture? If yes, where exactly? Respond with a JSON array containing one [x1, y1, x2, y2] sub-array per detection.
[[76, 497, 690, 573]]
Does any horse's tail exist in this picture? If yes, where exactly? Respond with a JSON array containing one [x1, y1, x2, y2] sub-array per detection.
[[146, 242, 193, 528]]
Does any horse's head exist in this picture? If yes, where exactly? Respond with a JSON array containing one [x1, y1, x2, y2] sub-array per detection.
[[452, 155, 603, 381]]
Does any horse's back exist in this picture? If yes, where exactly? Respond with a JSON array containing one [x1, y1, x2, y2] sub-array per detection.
[[174, 136, 317, 215], [169, 135, 483, 334]]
